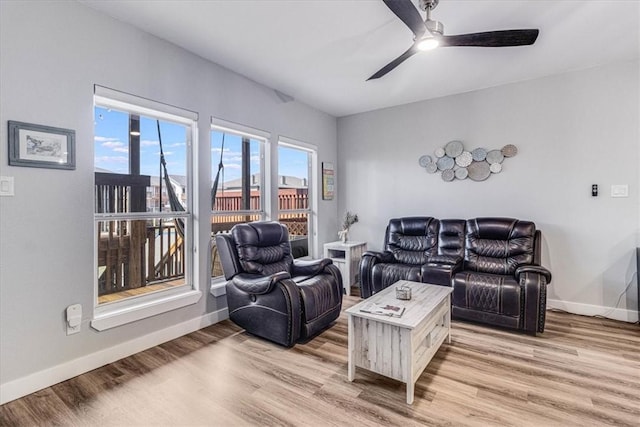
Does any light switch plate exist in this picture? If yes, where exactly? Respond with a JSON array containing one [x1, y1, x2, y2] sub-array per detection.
[[0, 176, 14, 196], [611, 184, 628, 198]]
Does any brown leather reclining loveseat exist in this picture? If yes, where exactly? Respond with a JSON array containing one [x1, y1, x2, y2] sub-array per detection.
[[359, 217, 552, 334]]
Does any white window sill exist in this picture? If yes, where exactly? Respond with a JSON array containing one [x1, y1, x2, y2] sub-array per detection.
[[91, 289, 202, 331], [210, 279, 227, 297]]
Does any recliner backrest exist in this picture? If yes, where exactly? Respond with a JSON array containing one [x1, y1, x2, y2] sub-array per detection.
[[231, 222, 293, 276], [465, 217, 536, 275], [437, 219, 466, 257], [385, 217, 439, 265]]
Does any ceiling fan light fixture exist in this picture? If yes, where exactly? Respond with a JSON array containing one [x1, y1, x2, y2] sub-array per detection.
[[370, 0, 540, 81], [417, 36, 439, 51]]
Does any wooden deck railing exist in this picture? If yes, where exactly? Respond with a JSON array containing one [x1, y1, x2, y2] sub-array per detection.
[[97, 221, 184, 296], [96, 172, 311, 294]]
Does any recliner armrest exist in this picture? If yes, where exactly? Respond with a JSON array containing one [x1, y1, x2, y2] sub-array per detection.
[[231, 271, 291, 295], [428, 254, 462, 265], [292, 258, 332, 276], [421, 258, 462, 287], [360, 250, 396, 298], [362, 250, 395, 263], [515, 265, 552, 283]]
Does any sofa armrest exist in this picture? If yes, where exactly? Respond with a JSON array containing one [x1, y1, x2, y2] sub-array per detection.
[[421, 258, 463, 287], [517, 268, 550, 334], [515, 265, 552, 283], [292, 258, 332, 276], [359, 251, 394, 298], [362, 250, 395, 263], [428, 254, 462, 265], [231, 271, 291, 295]]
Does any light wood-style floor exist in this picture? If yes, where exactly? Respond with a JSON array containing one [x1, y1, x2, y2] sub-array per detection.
[[1, 293, 639, 426]]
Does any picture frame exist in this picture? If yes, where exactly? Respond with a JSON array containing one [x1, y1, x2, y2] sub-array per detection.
[[8, 120, 76, 170], [322, 161, 334, 200]]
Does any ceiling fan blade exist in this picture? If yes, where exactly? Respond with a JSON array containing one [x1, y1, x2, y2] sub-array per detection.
[[382, 0, 426, 39], [440, 29, 539, 47], [367, 44, 418, 80]]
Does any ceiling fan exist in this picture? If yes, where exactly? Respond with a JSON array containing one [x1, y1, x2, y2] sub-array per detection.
[[368, 0, 539, 80]]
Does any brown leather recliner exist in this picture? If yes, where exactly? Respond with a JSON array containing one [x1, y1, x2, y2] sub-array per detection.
[[216, 221, 343, 347]]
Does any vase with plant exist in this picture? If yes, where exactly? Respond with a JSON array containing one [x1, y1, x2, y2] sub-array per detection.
[[338, 211, 359, 243]]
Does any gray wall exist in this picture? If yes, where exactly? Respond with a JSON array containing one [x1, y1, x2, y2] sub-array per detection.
[[0, 1, 337, 387], [338, 60, 639, 319]]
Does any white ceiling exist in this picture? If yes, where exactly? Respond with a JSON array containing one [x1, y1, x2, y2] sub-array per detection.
[[81, 0, 639, 117]]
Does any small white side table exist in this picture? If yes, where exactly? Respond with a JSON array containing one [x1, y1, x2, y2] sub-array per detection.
[[323, 240, 367, 295]]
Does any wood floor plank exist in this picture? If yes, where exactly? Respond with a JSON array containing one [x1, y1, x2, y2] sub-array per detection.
[[1, 296, 638, 426]]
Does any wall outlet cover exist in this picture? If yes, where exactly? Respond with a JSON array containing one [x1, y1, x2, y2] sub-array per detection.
[[66, 304, 82, 335]]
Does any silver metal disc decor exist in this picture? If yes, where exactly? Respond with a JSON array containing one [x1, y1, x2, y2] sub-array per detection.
[[486, 149, 504, 164], [445, 140, 464, 158], [471, 147, 487, 162], [441, 169, 455, 182], [455, 167, 468, 180], [467, 160, 491, 181], [418, 141, 517, 182], [436, 156, 455, 170], [455, 151, 472, 167], [501, 144, 518, 157], [418, 155, 432, 167]]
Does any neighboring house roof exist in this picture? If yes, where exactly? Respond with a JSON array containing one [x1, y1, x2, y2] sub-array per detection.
[[223, 174, 307, 190], [150, 175, 185, 190]]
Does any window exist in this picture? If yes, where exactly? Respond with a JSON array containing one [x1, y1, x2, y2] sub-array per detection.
[[278, 138, 316, 259], [210, 119, 267, 281], [92, 86, 200, 330]]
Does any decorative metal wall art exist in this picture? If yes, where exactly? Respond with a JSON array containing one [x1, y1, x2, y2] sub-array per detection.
[[419, 141, 517, 182]]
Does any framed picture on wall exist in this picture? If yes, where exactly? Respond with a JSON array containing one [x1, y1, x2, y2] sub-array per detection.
[[322, 162, 334, 200], [8, 120, 76, 170]]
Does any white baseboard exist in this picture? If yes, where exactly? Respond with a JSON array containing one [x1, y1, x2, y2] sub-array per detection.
[[0, 308, 229, 405], [547, 299, 638, 323]]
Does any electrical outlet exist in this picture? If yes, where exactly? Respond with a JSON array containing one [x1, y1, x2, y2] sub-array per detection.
[[66, 304, 82, 335]]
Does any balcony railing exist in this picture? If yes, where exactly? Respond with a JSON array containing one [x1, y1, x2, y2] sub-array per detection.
[[96, 172, 310, 293], [97, 219, 185, 297], [96, 173, 186, 298]]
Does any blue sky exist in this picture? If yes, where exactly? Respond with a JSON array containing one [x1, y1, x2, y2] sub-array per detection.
[[95, 106, 308, 182]]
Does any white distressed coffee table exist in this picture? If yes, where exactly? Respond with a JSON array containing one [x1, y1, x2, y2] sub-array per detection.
[[346, 280, 453, 404]]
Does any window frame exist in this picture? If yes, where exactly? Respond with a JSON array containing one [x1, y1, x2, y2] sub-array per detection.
[[91, 86, 201, 331], [277, 136, 318, 258], [210, 118, 270, 290]]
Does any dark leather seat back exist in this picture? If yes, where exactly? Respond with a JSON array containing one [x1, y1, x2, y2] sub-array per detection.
[[386, 217, 439, 265], [231, 222, 293, 276], [437, 219, 466, 257], [465, 218, 536, 275]]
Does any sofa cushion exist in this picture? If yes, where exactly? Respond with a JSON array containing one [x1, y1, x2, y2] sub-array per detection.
[[372, 263, 421, 288], [453, 272, 520, 317]]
